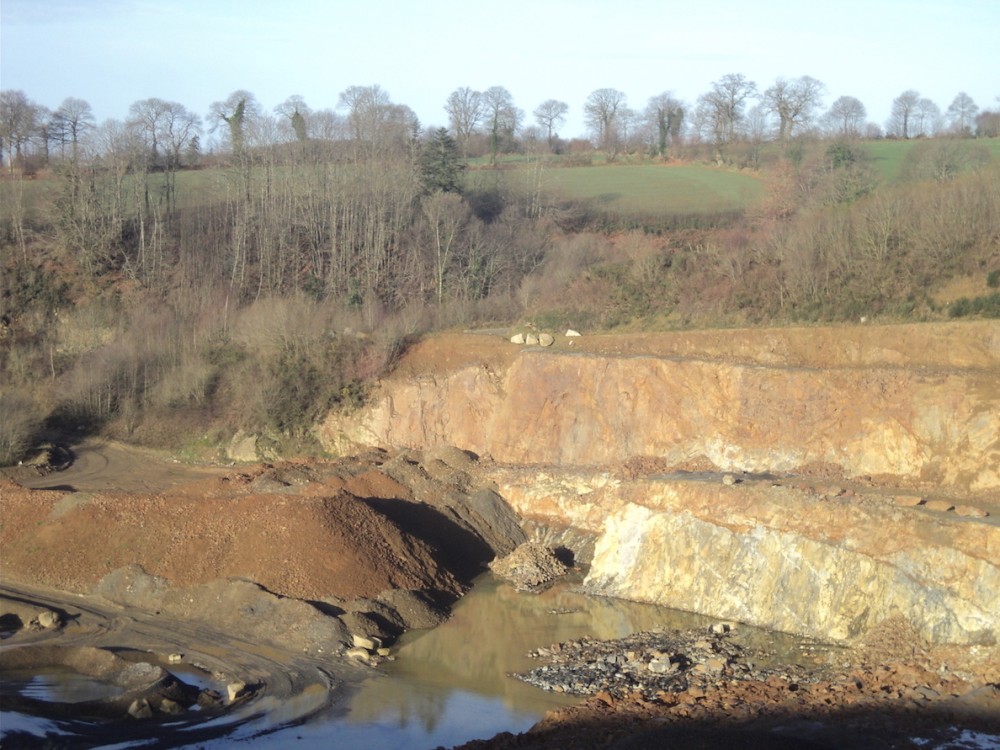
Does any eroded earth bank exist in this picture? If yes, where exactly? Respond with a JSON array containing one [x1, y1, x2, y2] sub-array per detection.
[[2, 321, 999, 748]]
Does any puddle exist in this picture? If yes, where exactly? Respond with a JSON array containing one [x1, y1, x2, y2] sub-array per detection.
[[1, 666, 126, 703]]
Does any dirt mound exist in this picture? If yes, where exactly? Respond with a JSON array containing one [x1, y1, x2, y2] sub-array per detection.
[[0, 443, 533, 618], [0, 480, 464, 602]]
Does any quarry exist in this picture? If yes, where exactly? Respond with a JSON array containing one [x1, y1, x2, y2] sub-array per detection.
[[2, 320, 998, 748]]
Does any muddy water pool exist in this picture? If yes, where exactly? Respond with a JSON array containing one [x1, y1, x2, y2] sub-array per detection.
[[0, 574, 825, 749], [1, 667, 126, 704], [197, 573, 813, 749]]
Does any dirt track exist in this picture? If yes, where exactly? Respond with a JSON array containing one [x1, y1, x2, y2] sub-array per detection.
[[16, 440, 228, 494], [0, 576, 340, 747]]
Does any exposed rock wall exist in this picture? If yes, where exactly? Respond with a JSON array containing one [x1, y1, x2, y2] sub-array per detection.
[[319, 323, 1000, 645], [485, 467, 1000, 645], [321, 324, 1000, 494]]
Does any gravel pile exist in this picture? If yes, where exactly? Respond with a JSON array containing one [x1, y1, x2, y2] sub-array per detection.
[[517, 627, 835, 699]]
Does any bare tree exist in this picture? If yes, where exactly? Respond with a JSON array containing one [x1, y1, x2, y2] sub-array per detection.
[[128, 98, 171, 165], [887, 90, 920, 138], [946, 92, 978, 136], [444, 87, 483, 157], [976, 108, 1000, 138], [744, 104, 771, 168], [706, 74, 757, 142], [338, 85, 416, 159], [309, 109, 345, 141], [697, 74, 757, 161], [763, 76, 825, 140], [584, 88, 627, 157], [645, 92, 684, 158], [158, 102, 200, 170], [339, 85, 389, 144], [422, 190, 469, 303], [482, 86, 519, 165], [51, 97, 95, 164], [0, 90, 42, 171], [533, 99, 568, 149], [619, 107, 642, 152], [914, 98, 941, 137], [825, 95, 867, 137]]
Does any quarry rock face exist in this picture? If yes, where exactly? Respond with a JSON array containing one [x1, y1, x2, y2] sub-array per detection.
[[320, 322, 1000, 645], [323, 338, 1000, 495], [485, 468, 999, 646]]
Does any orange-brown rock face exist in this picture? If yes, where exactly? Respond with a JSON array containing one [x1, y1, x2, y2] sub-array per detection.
[[321, 322, 1000, 496], [320, 322, 1000, 645]]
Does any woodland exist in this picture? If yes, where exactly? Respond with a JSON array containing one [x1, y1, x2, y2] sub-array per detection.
[[1, 78, 998, 464]]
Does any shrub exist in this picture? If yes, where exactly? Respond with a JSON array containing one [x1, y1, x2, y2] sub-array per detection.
[[949, 293, 1000, 318], [0, 391, 42, 465]]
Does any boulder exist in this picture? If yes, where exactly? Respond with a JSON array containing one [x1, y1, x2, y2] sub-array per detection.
[[925, 500, 955, 512], [955, 505, 988, 518], [525, 334, 540, 346], [647, 657, 677, 674], [510, 333, 525, 344], [226, 430, 259, 463], [341, 610, 390, 647], [227, 681, 246, 703], [159, 698, 184, 715], [375, 589, 450, 630], [128, 699, 153, 719], [351, 632, 382, 651], [345, 646, 372, 663], [37, 610, 60, 629], [539, 333, 555, 347]]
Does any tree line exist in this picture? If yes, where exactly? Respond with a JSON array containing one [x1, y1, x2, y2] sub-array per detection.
[[3, 77, 999, 174]]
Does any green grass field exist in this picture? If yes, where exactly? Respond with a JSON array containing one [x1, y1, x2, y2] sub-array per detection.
[[533, 164, 764, 215], [866, 141, 914, 181], [866, 138, 1000, 181]]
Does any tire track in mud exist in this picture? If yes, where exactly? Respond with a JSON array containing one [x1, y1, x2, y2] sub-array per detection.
[[1, 579, 344, 747], [20, 440, 225, 494]]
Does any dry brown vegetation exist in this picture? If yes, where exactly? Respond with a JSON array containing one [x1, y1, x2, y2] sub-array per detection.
[[2, 133, 999, 463]]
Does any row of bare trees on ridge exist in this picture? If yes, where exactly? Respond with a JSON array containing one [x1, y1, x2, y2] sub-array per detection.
[[3, 76, 999, 175]]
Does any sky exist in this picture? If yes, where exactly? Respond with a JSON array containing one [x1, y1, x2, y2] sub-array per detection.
[[2, 0, 998, 141]]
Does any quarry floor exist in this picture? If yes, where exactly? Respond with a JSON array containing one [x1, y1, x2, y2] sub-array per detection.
[[2, 441, 998, 748]]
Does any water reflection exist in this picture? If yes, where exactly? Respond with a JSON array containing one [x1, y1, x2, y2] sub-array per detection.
[[195, 573, 711, 749], [2, 667, 126, 704], [341, 573, 714, 746]]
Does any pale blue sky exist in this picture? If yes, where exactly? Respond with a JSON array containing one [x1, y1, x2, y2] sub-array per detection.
[[2, 0, 998, 139]]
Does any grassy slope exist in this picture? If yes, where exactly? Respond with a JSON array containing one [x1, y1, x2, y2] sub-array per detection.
[[535, 164, 764, 215], [866, 138, 1000, 181]]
